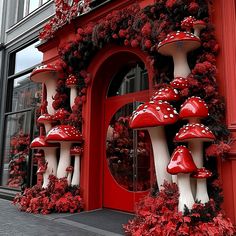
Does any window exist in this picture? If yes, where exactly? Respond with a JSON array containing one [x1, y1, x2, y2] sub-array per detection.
[[1, 41, 43, 189]]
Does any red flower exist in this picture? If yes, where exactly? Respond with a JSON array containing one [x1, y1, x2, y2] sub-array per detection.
[[166, 0, 176, 8], [141, 22, 152, 36], [188, 2, 199, 14], [131, 39, 139, 48]]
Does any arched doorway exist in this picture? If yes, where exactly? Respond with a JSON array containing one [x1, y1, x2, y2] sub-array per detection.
[[104, 63, 154, 212], [84, 47, 155, 212]]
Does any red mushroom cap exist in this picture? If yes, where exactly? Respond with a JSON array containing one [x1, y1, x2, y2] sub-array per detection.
[[179, 96, 209, 119], [193, 20, 206, 30], [167, 145, 197, 175], [170, 77, 189, 90], [66, 166, 74, 172], [30, 64, 58, 83], [70, 146, 83, 155], [181, 16, 196, 31], [53, 108, 70, 121], [129, 101, 179, 129], [30, 136, 58, 149], [46, 125, 83, 143], [37, 114, 53, 124], [66, 75, 78, 87], [174, 123, 215, 142], [157, 31, 201, 56], [151, 86, 180, 102], [191, 167, 212, 179]]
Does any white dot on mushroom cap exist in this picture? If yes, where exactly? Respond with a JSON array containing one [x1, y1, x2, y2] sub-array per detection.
[[170, 114, 174, 118], [156, 107, 160, 111], [174, 110, 178, 114], [167, 108, 171, 111], [149, 101, 154, 104], [164, 115, 168, 119], [202, 130, 206, 133]]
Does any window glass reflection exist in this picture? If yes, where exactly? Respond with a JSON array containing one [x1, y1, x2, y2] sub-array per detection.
[[107, 64, 148, 97], [2, 112, 31, 188], [12, 73, 42, 112], [29, 0, 39, 13], [106, 103, 152, 191], [15, 42, 43, 74]]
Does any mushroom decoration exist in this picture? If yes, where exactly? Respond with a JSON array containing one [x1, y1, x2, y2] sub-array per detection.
[[151, 86, 180, 103], [66, 166, 74, 186], [71, 146, 83, 186], [170, 77, 189, 90], [193, 20, 206, 37], [45, 125, 83, 178], [174, 123, 215, 167], [179, 96, 211, 167], [157, 31, 201, 78], [53, 108, 70, 124], [66, 75, 78, 110], [36, 165, 47, 187], [130, 100, 179, 189], [191, 167, 212, 203], [30, 136, 58, 188], [30, 64, 59, 115], [167, 145, 197, 212], [181, 16, 196, 32], [37, 113, 53, 134]]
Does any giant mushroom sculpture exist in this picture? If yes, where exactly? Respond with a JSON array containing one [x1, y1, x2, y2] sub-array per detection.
[[45, 125, 83, 178], [157, 31, 201, 78], [30, 64, 59, 115], [167, 145, 197, 212], [30, 136, 58, 188], [130, 100, 179, 189]]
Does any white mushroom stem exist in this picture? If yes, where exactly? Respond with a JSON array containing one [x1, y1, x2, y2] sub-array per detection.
[[195, 178, 209, 203], [67, 172, 72, 186], [71, 154, 80, 186], [188, 140, 203, 168], [44, 122, 52, 134], [42, 147, 58, 188], [57, 142, 71, 178], [178, 173, 195, 212], [172, 48, 191, 78], [148, 126, 172, 189], [70, 87, 77, 110], [45, 78, 57, 115]]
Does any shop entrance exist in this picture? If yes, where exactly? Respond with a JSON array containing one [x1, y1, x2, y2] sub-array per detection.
[[103, 64, 154, 212]]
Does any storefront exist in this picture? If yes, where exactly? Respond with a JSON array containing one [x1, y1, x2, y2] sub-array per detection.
[[0, 0, 236, 226]]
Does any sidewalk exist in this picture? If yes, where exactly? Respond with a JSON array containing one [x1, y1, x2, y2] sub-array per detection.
[[0, 199, 133, 236]]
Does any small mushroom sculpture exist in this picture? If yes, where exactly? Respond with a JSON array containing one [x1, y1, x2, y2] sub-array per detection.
[[181, 16, 196, 32], [66, 75, 78, 110], [30, 136, 58, 188], [167, 145, 197, 212], [170, 77, 189, 90], [37, 113, 53, 134], [71, 146, 83, 186], [191, 167, 212, 203], [130, 100, 179, 189], [66, 166, 74, 186], [157, 31, 201, 78], [193, 20, 206, 37], [46, 125, 83, 178], [30, 64, 59, 115], [53, 108, 70, 124]]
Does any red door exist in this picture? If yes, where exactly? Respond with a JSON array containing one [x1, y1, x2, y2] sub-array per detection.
[[103, 65, 154, 212]]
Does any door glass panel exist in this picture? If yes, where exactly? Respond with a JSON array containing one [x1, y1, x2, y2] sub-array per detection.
[[106, 103, 152, 191], [107, 64, 148, 97], [2, 111, 31, 188]]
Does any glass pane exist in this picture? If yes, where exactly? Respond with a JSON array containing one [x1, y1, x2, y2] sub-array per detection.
[[11, 73, 42, 112], [15, 42, 43, 74], [107, 64, 148, 97], [106, 103, 152, 191], [29, 0, 39, 13], [2, 111, 32, 188]]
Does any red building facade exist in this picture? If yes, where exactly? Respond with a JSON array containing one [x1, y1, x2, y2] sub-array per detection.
[[36, 0, 236, 224]]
